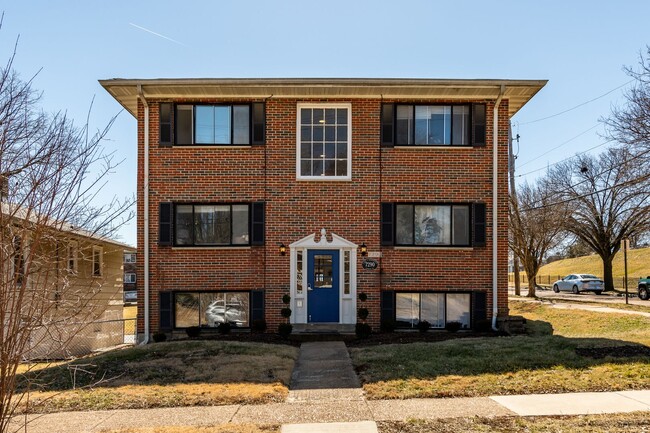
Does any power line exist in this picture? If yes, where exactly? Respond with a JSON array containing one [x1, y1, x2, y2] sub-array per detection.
[[516, 139, 614, 178], [519, 80, 634, 126], [517, 123, 601, 168]]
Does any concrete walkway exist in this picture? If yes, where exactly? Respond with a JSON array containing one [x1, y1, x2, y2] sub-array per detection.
[[511, 296, 650, 317], [9, 341, 650, 432]]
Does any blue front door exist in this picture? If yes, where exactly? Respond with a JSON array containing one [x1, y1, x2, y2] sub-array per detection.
[[307, 250, 340, 323]]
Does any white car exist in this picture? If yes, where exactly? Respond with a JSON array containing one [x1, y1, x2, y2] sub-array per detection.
[[552, 274, 604, 295]]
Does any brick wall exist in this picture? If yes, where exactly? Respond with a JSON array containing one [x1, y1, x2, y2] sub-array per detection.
[[136, 97, 510, 333]]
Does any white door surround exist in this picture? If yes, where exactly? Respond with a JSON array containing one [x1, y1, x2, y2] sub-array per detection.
[[289, 229, 358, 324]]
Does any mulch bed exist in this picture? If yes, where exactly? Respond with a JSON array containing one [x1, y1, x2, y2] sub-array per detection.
[[575, 345, 650, 359], [174, 329, 506, 347]]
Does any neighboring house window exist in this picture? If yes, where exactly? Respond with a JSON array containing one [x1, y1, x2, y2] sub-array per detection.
[[124, 272, 136, 283], [68, 242, 78, 273], [297, 103, 352, 180], [171, 103, 264, 146], [13, 236, 24, 286], [395, 292, 470, 329], [395, 204, 471, 247], [382, 103, 486, 147], [174, 204, 250, 246], [92, 246, 103, 277], [174, 291, 250, 328], [124, 252, 136, 263]]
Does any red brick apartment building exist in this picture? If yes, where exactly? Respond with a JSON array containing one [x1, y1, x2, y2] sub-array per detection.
[[100, 78, 546, 341]]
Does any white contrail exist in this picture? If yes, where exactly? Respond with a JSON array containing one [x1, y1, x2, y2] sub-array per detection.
[[129, 23, 187, 47]]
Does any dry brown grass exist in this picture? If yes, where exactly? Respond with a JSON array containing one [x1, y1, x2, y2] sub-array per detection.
[[352, 300, 650, 400], [17, 340, 298, 413], [21, 383, 288, 414], [102, 424, 279, 433], [378, 412, 650, 433]]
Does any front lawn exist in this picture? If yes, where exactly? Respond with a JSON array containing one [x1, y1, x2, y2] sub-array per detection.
[[16, 340, 298, 413], [350, 300, 650, 399]]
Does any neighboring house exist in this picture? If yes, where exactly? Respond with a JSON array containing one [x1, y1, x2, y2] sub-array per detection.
[[1, 203, 133, 358], [123, 251, 137, 303], [100, 78, 546, 340]]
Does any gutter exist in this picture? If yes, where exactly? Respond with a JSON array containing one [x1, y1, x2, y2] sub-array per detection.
[[137, 85, 150, 344], [492, 85, 505, 331]]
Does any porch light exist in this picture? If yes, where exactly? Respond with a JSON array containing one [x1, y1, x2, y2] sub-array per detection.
[[279, 243, 287, 256], [360, 243, 368, 256]]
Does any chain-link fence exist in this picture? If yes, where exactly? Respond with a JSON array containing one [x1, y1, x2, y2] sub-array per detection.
[[24, 318, 137, 360], [509, 273, 642, 290]]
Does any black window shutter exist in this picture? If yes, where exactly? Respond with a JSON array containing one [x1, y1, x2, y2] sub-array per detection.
[[252, 103, 265, 145], [159, 202, 173, 246], [251, 289, 265, 323], [159, 291, 173, 331], [472, 202, 486, 247], [472, 291, 487, 327], [380, 291, 395, 323], [159, 103, 173, 147], [381, 203, 394, 246], [381, 104, 394, 147], [472, 104, 486, 147], [251, 202, 265, 245]]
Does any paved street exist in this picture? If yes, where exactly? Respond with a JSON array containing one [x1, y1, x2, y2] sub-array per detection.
[[509, 285, 649, 307]]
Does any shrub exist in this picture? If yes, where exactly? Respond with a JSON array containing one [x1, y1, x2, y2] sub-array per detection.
[[474, 319, 492, 332], [355, 323, 372, 339], [380, 319, 396, 333], [217, 322, 232, 334], [252, 319, 267, 333], [278, 323, 293, 337], [185, 326, 201, 338], [358, 292, 368, 302], [280, 307, 292, 318], [282, 294, 291, 304], [445, 321, 462, 333], [417, 320, 430, 333], [152, 332, 167, 343], [358, 307, 369, 321]]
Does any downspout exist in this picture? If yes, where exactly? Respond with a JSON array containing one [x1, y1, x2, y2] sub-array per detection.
[[138, 85, 150, 344], [492, 85, 505, 331]]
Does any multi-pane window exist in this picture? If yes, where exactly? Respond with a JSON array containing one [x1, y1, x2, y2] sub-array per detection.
[[124, 273, 136, 284], [395, 204, 470, 246], [124, 252, 136, 263], [396, 105, 470, 146], [92, 246, 103, 277], [175, 204, 250, 246], [174, 292, 250, 328], [343, 250, 351, 295], [395, 292, 470, 329], [297, 103, 351, 179], [68, 242, 78, 273], [13, 236, 24, 286], [176, 104, 251, 145], [296, 251, 304, 295]]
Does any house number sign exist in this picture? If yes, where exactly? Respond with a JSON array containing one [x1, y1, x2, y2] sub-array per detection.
[[362, 259, 379, 270]]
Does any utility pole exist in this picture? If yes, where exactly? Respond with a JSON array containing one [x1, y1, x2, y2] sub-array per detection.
[[509, 123, 521, 296]]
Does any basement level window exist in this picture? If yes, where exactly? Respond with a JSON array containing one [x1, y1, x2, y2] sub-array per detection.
[[396, 292, 470, 329]]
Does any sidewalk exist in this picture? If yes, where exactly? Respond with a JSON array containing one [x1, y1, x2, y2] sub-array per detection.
[[9, 341, 650, 432]]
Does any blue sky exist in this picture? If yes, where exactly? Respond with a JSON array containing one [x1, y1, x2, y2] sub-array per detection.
[[1, 1, 649, 246]]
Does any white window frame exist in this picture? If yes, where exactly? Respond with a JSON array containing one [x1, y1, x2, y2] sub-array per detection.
[[124, 272, 136, 283], [92, 246, 103, 277], [296, 102, 352, 181], [124, 252, 136, 263], [68, 241, 78, 273]]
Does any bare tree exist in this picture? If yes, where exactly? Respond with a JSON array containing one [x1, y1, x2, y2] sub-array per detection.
[[509, 180, 567, 297], [605, 46, 650, 152], [546, 147, 650, 291], [0, 28, 132, 432]]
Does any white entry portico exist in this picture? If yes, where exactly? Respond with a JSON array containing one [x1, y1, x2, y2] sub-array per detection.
[[289, 229, 358, 324]]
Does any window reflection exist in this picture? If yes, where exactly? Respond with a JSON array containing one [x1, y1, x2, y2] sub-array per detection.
[[174, 292, 250, 328]]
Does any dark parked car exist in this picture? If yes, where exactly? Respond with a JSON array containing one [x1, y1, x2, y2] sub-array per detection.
[[637, 277, 650, 300], [552, 274, 604, 294]]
